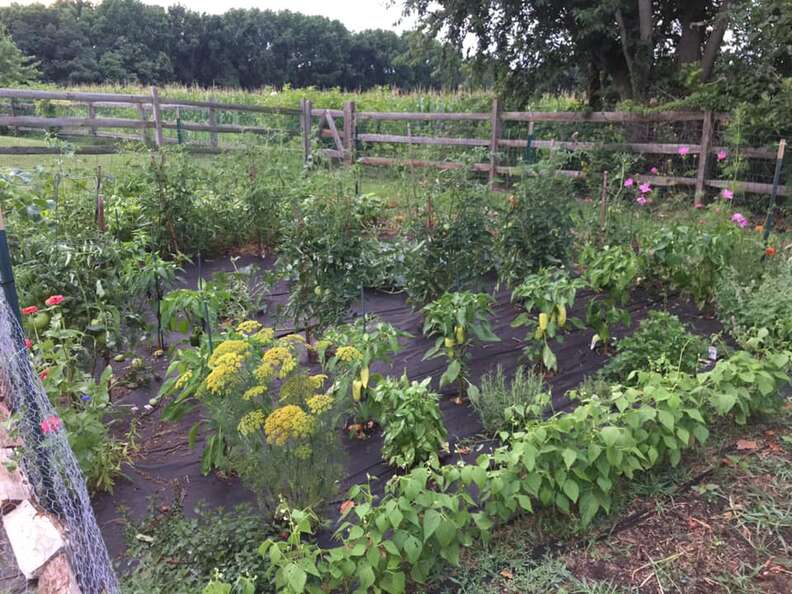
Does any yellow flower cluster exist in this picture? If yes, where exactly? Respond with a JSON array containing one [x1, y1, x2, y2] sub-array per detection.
[[306, 394, 334, 415], [255, 346, 297, 381], [308, 374, 327, 390], [208, 340, 249, 368], [236, 320, 262, 335], [237, 409, 267, 436], [174, 370, 193, 390], [205, 352, 244, 395], [281, 333, 306, 344], [279, 375, 313, 404], [243, 385, 267, 400], [251, 327, 275, 345], [264, 405, 315, 446], [336, 346, 363, 362]]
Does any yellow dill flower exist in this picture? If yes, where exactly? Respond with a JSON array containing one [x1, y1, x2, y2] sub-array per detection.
[[264, 405, 315, 446], [237, 409, 267, 436], [255, 346, 296, 381], [308, 374, 327, 390], [174, 370, 193, 390], [294, 444, 312, 460], [281, 333, 306, 344], [205, 352, 244, 395], [208, 340, 250, 368], [306, 394, 334, 415], [250, 327, 275, 345], [336, 346, 362, 362], [236, 320, 262, 335], [242, 385, 267, 400], [279, 375, 314, 404]]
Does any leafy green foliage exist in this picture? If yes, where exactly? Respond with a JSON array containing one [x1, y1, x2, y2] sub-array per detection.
[[371, 376, 448, 470], [0, 23, 37, 85], [470, 365, 550, 435], [511, 267, 585, 371], [422, 291, 499, 393], [601, 311, 708, 383]]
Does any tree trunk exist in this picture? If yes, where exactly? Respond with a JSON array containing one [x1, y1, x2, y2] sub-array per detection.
[[676, 1, 708, 64], [700, 0, 731, 82]]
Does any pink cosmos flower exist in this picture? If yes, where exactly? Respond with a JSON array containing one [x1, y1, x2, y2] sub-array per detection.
[[45, 295, 64, 307], [39, 415, 62, 434], [731, 213, 748, 228], [650, 167, 658, 175], [639, 183, 652, 194], [22, 306, 39, 316], [678, 146, 690, 156], [24, 338, 32, 350], [636, 196, 648, 206], [717, 149, 728, 161], [624, 177, 634, 188], [722, 188, 734, 200]]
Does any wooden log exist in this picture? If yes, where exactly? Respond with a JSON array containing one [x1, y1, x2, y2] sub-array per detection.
[[87, 102, 97, 136], [0, 88, 150, 104], [311, 108, 344, 118], [500, 111, 713, 123], [343, 100, 355, 165], [150, 86, 164, 147], [324, 111, 345, 154], [0, 116, 147, 129], [208, 106, 218, 148], [489, 97, 501, 188], [301, 99, 312, 163], [354, 132, 488, 147], [137, 103, 150, 143], [357, 111, 490, 122], [695, 111, 714, 206]]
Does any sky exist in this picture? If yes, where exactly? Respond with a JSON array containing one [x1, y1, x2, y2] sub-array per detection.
[[0, 1, 415, 32]]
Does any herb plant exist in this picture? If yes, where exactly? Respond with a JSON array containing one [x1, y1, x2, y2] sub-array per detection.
[[470, 365, 550, 435]]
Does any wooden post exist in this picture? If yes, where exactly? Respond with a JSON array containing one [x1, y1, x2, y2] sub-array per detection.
[[301, 99, 312, 163], [599, 170, 609, 235], [208, 105, 218, 148], [150, 85, 164, 148], [136, 103, 150, 144], [343, 100, 356, 165], [695, 111, 714, 207], [489, 97, 502, 188], [87, 102, 97, 136]]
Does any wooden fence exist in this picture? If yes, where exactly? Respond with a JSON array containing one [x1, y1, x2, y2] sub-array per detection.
[[0, 88, 787, 200]]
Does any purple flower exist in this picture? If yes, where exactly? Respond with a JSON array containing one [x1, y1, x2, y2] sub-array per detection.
[[624, 177, 634, 188], [650, 167, 658, 175], [636, 196, 648, 206], [731, 213, 748, 228], [80, 394, 91, 402], [639, 183, 652, 194], [717, 149, 728, 161], [678, 146, 690, 156], [722, 188, 734, 200]]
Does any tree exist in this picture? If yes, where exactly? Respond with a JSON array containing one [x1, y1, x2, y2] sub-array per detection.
[[0, 24, 38, 86]]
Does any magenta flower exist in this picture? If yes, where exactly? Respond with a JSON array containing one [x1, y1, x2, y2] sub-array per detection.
[[717, 149, 728, 161], [731, 213, 748, 228], [650, 167, 658, 175], [639, 183, 652, 194], [624, 177, 634, 188], [721, 188, 734, 200], [678, 146, 690, 156], [636, 196, 648, 206]]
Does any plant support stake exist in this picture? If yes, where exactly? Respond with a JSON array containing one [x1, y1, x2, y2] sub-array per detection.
[[0, 206, 21, 323], [762, 139, 786, 247]]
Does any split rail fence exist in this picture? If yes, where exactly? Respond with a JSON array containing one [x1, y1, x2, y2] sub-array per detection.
[[0, 87, 787, 201]]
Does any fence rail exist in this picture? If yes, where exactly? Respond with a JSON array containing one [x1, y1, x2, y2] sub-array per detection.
[[0, 87, 786, 200]]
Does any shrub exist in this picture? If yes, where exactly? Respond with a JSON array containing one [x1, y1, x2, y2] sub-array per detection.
[[470, 366, 550, 435], [371, 376, 448, 470], [601, 311, 708, 382]]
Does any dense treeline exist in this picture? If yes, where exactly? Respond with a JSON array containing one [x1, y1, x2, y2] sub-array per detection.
[[0, 0, 465, 89]]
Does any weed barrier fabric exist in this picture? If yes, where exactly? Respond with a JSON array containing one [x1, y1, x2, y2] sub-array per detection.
[[92, 256, 723, 563]]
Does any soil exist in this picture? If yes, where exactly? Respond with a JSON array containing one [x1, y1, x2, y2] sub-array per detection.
[[91, 254, 724, 565]]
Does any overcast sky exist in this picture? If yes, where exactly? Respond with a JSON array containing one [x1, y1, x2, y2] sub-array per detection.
[[0, 1, 415, 32]]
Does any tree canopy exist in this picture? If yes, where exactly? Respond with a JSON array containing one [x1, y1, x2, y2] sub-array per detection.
[[0, 23, 38, 86]]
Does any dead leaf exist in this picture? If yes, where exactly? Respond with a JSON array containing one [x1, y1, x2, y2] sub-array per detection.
[[500, 569, 513, 580], [456, 446, 472, 455], [736, 439, 758, 451], [339, 500, 355, 515]]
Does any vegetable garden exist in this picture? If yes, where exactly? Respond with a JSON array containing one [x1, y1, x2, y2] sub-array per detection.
[[0, 113, 790, 593]]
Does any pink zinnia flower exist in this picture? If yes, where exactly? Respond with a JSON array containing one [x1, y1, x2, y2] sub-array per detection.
[[624, 177, 634, 188], [731, 213, 748, 228], [639, 183, 652, 194], [22, 306, 39, 316], [39, 415, 62, 434], [636, 196, 648, 206], [39, 369, 49, 381], [45, 295, 64, 307], [24, 338, 33, 350], [717, 149, 728, 161], [678, 146, 690, 156], [722, 188, 734, 200], [650, 167, 658, 175]]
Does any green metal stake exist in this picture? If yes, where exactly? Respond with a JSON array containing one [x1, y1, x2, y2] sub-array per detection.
[[176, 107, 184, 145], [762, 139, 786, 249], [0, 207, 21, 323]]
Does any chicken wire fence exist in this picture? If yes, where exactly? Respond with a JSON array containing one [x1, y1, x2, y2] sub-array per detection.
[[0, 291, 119, 594]]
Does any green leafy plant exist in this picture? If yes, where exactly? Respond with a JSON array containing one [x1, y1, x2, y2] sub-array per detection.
[[422, 291, 499, 395], [470, 365, 550, 435], [511, 267, 585, 371], [580, 244, 639, 349], [371, 375, 448, 470]]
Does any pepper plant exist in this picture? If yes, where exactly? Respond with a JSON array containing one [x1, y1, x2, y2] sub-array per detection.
[[422, 291, 499, 395], [511, 267, 585, 371]]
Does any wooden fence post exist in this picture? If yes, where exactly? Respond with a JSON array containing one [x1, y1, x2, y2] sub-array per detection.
[[695, 111, 714, 207], [301, 99, 313, 163], [489, 97, 502, 188], [150, 86, 164, 147], [87, 102, 97, 137], [208, 105, 218, 148], [136, 103, 150, 144], [343, 100, 356, 165]]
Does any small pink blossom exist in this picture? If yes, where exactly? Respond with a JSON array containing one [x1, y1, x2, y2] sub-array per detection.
[[636, 196, 648, 206], [45, 295, 64, 307], [717, 149, 728, 161], [721, 188, 734, 200], [40, 415, 62, 434], [639, 183, 652, 194], [731, 213, 748, 228], [678, 146, 690, 156], [624, 177, 634, 188], [650, 167, 658, 175]]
